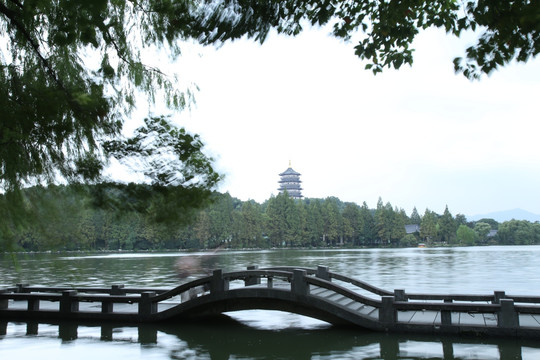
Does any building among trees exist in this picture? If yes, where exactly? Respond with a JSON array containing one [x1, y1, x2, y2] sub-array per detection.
[[278, 162, 303, 199]]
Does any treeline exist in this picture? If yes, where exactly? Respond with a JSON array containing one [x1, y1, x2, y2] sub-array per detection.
[[5, 185, 540, 251]]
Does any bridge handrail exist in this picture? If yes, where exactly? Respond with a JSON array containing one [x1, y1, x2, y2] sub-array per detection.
[[402, 293, 540, 304], [151, 277, 212, 302], [0, 292, 142, 303], [393, 300, 500, 312], [405, 293, 493, 302], [507, 295, 540, 304], [260, 266, 392, 297], [259, 266, 316, 275], [11, 286, 169, 295], [395, 300, 540, 314], [305, 276, 381, 307], [223, 269, 293, 282], [327, 272, 393, 297], [153, 269, 296, 303]]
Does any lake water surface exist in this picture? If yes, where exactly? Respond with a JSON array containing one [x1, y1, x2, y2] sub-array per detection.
[[2, 246, 540, 359]]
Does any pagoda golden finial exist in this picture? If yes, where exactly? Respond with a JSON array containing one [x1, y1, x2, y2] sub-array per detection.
[[289, 160, 291, 168]]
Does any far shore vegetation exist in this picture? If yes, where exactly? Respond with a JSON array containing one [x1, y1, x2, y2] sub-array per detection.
[[2, 185, 539, 252]]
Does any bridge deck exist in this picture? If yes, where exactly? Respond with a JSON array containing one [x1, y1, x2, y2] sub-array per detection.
[[2, 266, 540, 338]]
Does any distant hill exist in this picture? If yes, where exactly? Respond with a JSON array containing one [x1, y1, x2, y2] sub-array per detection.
[[469, 209, 540, 223]]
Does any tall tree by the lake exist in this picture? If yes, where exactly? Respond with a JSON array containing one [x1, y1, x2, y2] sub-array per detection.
[[2, 1, 538, 248]]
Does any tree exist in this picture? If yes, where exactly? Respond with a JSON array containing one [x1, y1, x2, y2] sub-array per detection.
[[194, 211, 211, 248], [3, 0, 538, 249], [476, 218, 499, 230], [400, 234, 418, 248], [457, 224, 478, 246], [474, 222, 492, 244], [438, 205, 456, 243], [342, 203, 360, 245], [420, 209, 437, 243], [237, 200, 264, 248], [3, 0, 537, 191], [497, 220, 540, 245], [391, 206, 406, 245], [208, 192, 235, 245], [322, 197, 342, 245], [194, 0, 538, 79], [1, 1, 221, 190], [358, 202, 376, 246], [374, 197, 389, 244], [306, 199, 325, 246], [265, 192, 299, 247], [455, 214, 468, 228], [0, 0, 225, 248], [374, 199, 404, 246], [410, 207, 421, 225]]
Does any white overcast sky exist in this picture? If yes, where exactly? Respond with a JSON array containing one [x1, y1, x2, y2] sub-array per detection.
[[131, 24, 540, 218]]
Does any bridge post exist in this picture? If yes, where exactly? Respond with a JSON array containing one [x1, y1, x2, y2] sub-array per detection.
[[139, 291, 157, 316], [111, 284, 126, 295], [316, 266, 330, 281], [498, 299, 519, 328], [16, 284, 30, 293], [102, 299, 114, 313], [245, 265, 261, 286], [0, 289, 8, 310], [394, 289, 407, 302], [441, 299, 453, 326], [494, 291, 506, 304], [379, 296, 396, 326], [211, 269, 229, 293], [60, 290, 79, 313], [28, 298, 40, 311], [292, 269, 309, 296], [267, 276, 274, 289]]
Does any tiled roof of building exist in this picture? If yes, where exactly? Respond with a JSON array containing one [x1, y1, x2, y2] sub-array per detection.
[[279, 167, 301, 176], [405, 224, 420, 234]]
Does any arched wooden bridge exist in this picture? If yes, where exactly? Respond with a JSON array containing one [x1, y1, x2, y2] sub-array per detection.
[[2, 265, 540, 338]]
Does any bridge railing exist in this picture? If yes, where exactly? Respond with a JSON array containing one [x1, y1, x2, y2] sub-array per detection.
[[261, 266, 393, 298], [6, 283, 168, 295], [3, 265, 540, 330], [257, 266, 540, 330]]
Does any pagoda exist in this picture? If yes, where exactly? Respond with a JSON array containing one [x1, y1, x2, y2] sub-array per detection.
[[278, 161, 303, 199]]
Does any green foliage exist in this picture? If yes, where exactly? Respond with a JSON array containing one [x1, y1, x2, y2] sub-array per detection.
[[5, 186, 540, 252], [410, 207, 421, 225], [3, 0, 536, 191], [438, 205, 456, 243], [342, 203, 361, 244], [455, 214, 468, 228], [374, 198, 405, 246], [265, 192, 302, 247], [497, 220, 540, 245], [474, 222, 492, 243], [194, 0, 539, 78], [2, 0, 538, 250], [420, 209, 437, 243], [1, 1, 228, 248], [358, 202, 376, 245], [400, 234, 418, 248], [323, 197, 343, 245], [476, 218, 499, 230], [456, 224, 478, 246]]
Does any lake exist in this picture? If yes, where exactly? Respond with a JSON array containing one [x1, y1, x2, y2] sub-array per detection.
[[2, 246, 540, 359]]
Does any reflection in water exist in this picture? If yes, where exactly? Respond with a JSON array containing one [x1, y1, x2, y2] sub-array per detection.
[[1, 317, 539, 360]]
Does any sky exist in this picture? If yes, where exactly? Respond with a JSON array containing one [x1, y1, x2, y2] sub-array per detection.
[[130, 24, 540, 219]]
